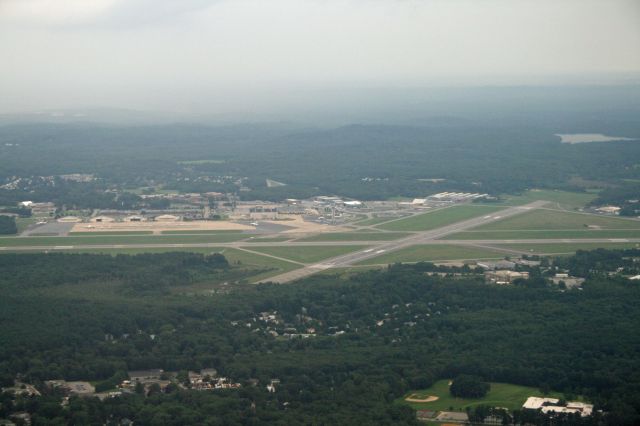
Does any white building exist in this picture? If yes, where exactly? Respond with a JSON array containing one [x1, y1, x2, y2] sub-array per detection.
[[596, 206, 621, 215], [523, 396, 593, 417], [522, 397, 559, 410], [155, 214, 180, 222]]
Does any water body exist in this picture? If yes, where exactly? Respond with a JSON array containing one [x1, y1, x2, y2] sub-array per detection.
[[556, 133, 637, 144]]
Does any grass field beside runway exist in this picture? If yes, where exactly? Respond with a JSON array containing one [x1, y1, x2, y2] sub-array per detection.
[[443, 229, 640, 240], [0, 233, 249, 247], [248, 245, 367, 264], [354, 216, 405, 226], [375, 205, 505, 232], [69, 231, 153, 235], [494, 242, 639, 255], [294, 232, 410, 242], [160, 230, 243, 234], [244, 236, 292, 242], [355, 245, 506, 265], [499, 189, 598, 210], [465, 209, 640, 231]]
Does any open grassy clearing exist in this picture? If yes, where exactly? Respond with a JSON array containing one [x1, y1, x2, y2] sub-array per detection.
[[356, 245, 506, 265], [495, 242, 639, 255], [0, 233, 249, 247], [248, 245, 366, 264], [466, 209, 640, 231], [398, 379, 565, 412], [376, 205, 505, 232], [294, 232, 411, 242], [443, 229, 640, 240], [499, 189, 598, 210]]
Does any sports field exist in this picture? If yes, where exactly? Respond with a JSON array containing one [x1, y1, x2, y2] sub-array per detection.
[[355, 245, 506, 265], [376, 205, 505, 232], [399, 379, 565, 412]]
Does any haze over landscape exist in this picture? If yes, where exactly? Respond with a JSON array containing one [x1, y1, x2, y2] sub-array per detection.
[[1, 1, 640, 425], [1, 0, 639, 119]]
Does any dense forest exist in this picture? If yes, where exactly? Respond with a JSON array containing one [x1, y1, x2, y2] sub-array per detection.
[[590, 183, 640, 216], [1, 120, 640, 204], [1, 251, 640, 424], [0, 216, 17, 235]]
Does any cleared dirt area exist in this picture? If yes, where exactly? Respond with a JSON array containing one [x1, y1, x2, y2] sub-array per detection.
[[71, 220, 255, 234]]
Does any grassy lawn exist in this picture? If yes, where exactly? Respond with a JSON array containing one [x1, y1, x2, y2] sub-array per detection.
[[398, 379, 565, 412], [247, 245, 366, 264], [495, 242, 639, 255], [356, 245, 506, 265], [376, 205, 504, 232], [0, 233, 249, 247], [499, 189, 598, 210], [466, 209, 640, 231], [294, 232, 410, 242], [443, 229, 640, 240]]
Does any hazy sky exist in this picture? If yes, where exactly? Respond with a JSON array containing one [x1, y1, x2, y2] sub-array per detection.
[[1, 0, 639, 114]]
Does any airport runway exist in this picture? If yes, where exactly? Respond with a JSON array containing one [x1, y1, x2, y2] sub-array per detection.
[[258, 200, 551, 283], [2, 199, 638, 284], [1, 237, 638, 252]]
